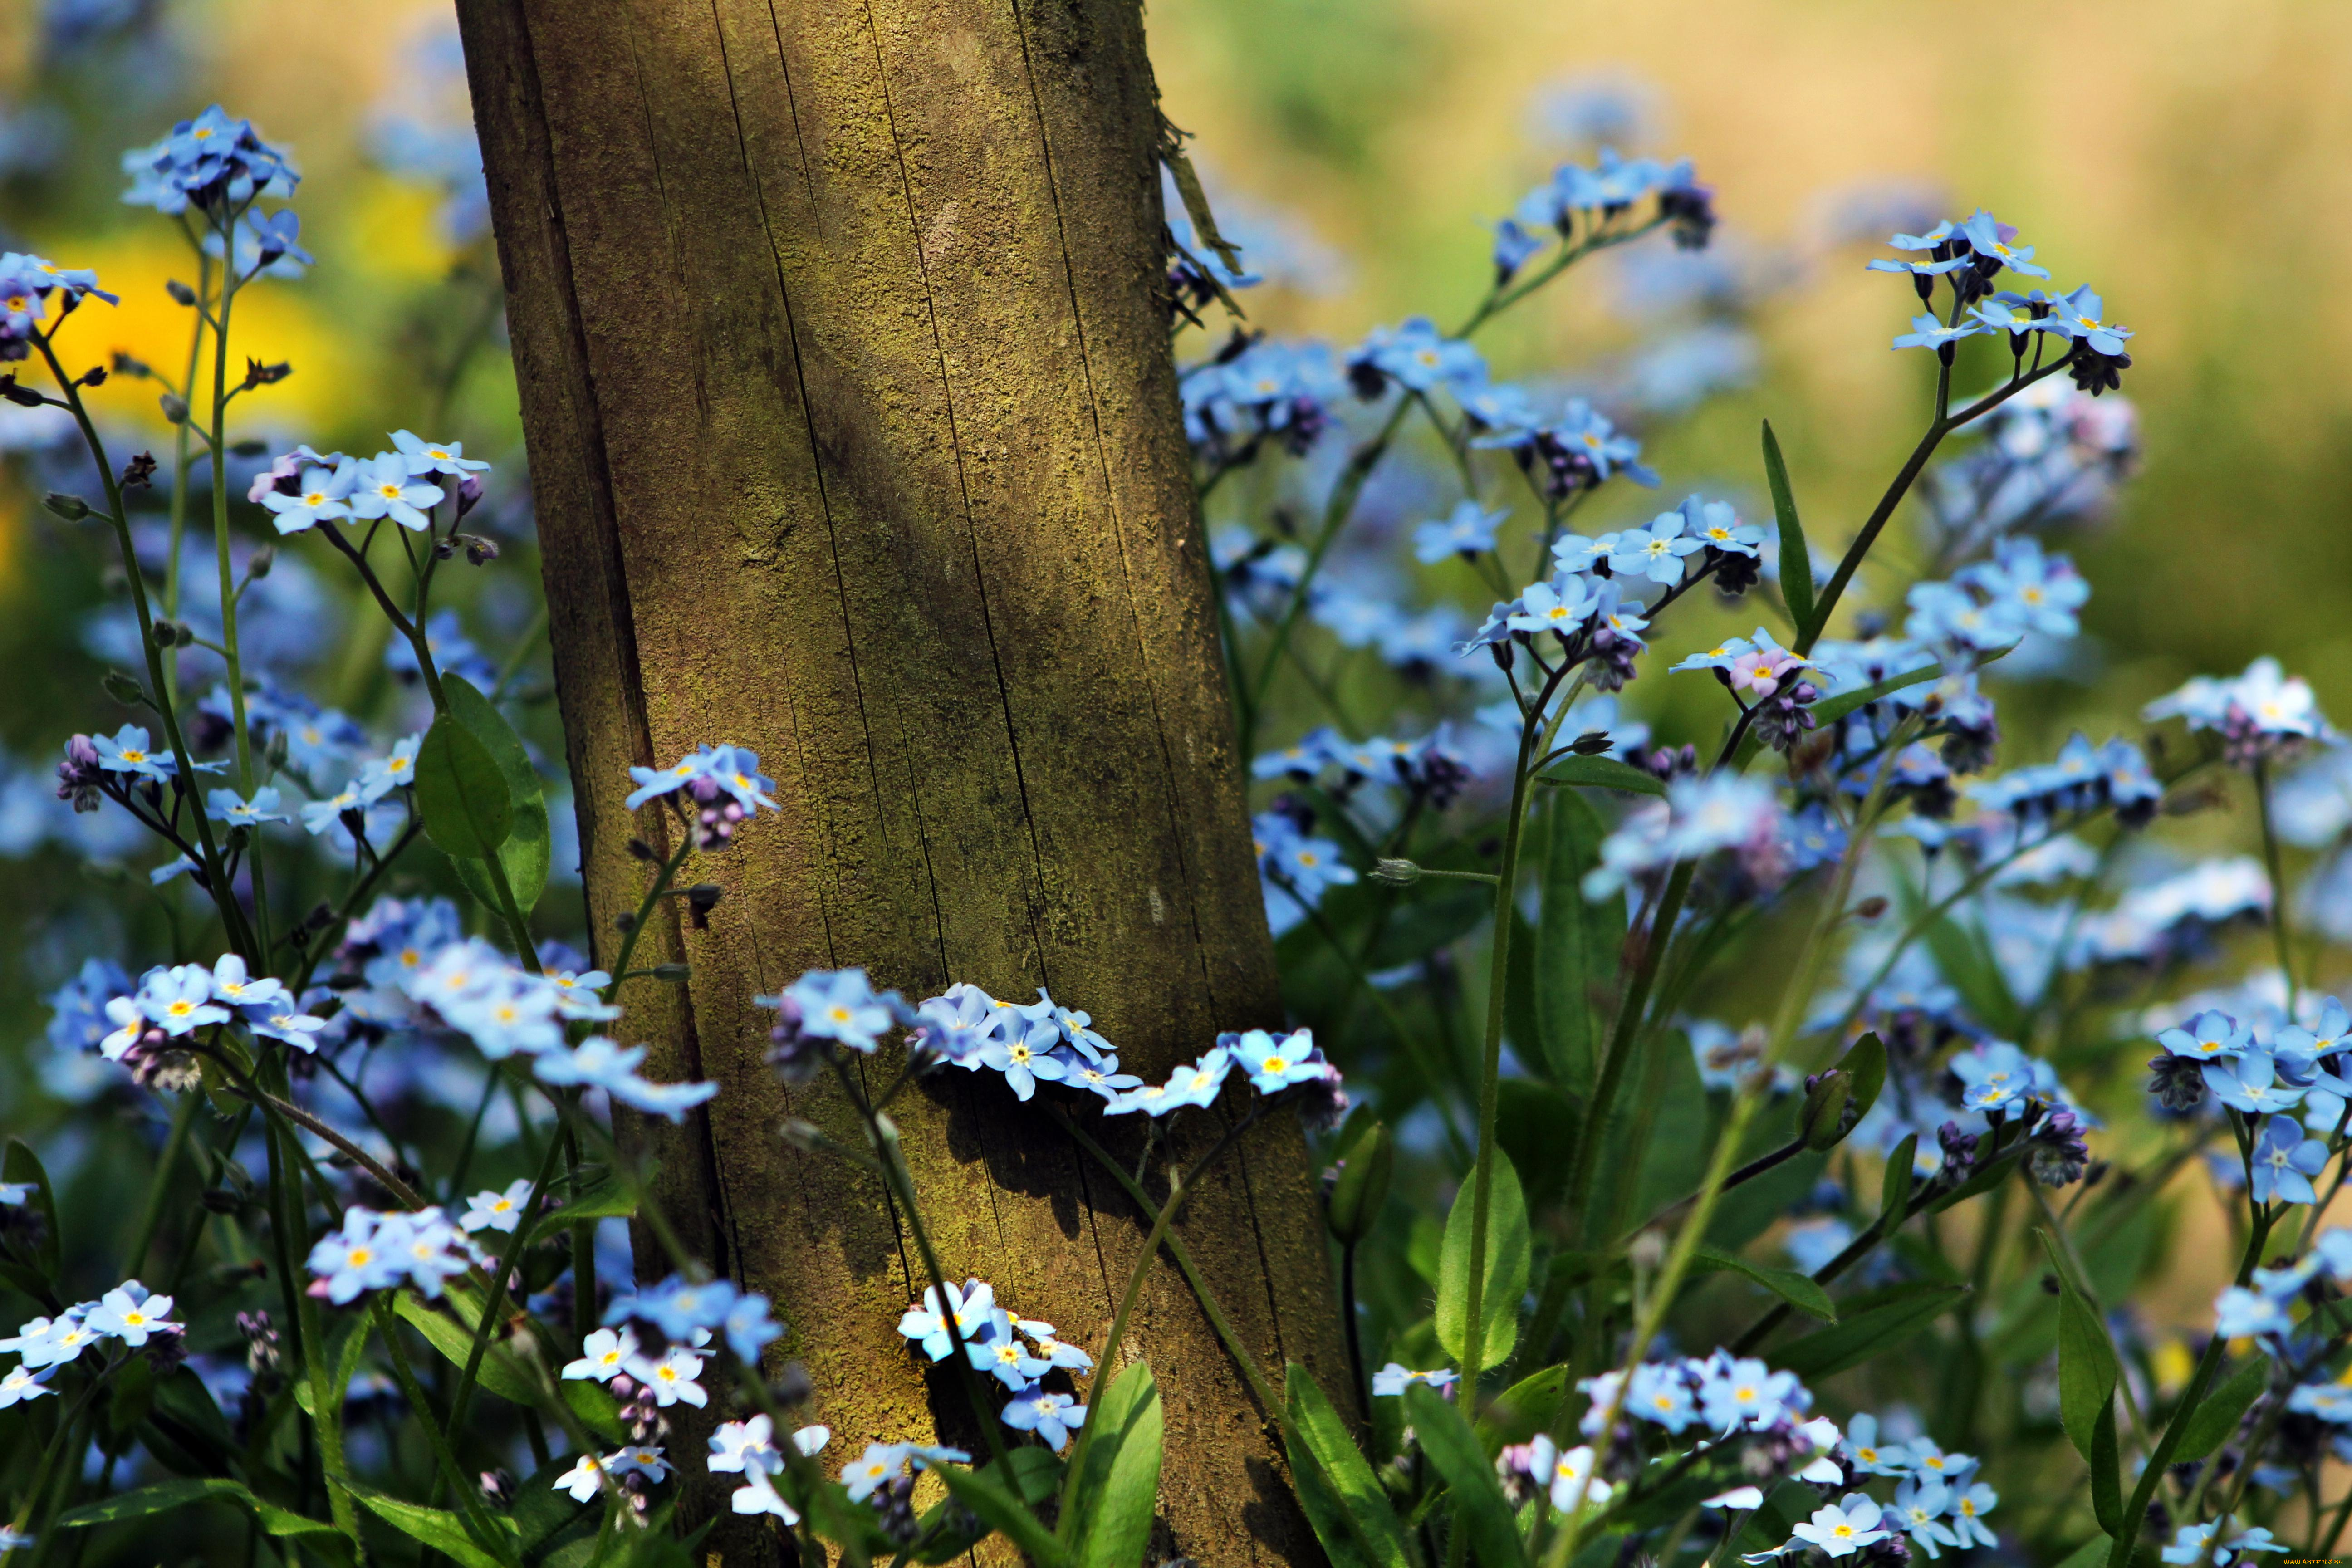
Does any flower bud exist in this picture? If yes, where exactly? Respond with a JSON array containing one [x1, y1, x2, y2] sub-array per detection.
[[42, 491, 88, 520], [1369, 858, 1421, 886], [166, 279, 196, 306], [652, 963, 690, 982], [102, 671, 146, 706], [159, 393, 189, 424], [246, 545, 274, 581], [1799, 1068, 1852, 1151], [1324, 1121, 1393, 1245]]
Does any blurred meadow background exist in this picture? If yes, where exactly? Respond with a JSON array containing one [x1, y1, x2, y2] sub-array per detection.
[[0, 0, 2346, 1352]]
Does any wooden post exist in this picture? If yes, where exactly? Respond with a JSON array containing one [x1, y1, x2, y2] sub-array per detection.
[[453, 0, 1347, 1558]]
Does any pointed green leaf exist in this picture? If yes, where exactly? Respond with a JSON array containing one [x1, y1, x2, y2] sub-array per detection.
[[1496, 1078, 1578, 1215], [55, 1476, 341, 1539], [2171, 1353, 2271, 1462], [1536, 791, 1623, 1093], [1535, 754, 1666, 796], [2090, 1401, 2122, 1536], [1405, 1382, 1530, 1567], [2041, 1233, 2120, 1465], [1880, 1134, 1918, 1230], [1284, 1362, 1411, 1568], [1690, 1245, 1837, 1321], [1840, 1032, 1887, 1124], [415, 711, 513, 860], [1436, 1154, 1530, 1372], [1927, 1142, 2029, 1213], [350, 1485, 514, 1568], [441, 675, 551, 918], [1763, 420, 1814, 634], [1073, 1360, 1164, 1568], [1773, 1282, 1965, 1380], [4, 1138, 60, 1277], [1479, 1362, 1568, 1448]]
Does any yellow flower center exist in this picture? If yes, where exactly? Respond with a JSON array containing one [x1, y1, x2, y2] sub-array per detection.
[[348, 1248, 372, 1266]]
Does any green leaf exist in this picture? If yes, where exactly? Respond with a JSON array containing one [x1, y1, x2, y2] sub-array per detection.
[[1404, 1382, 1529, 1567], [1284, 1362, 1411, 1568], [1535, 754, 1666, 796], [1808, 662, 1946, 729], [351, 1485, 515, 1568], [1496, 1078, 1578, 1216], [415, 710, 514, 860], [1763, 421, 1815, 634], [1072, 1360, 1164, 1568], [4, 1138, 61, 1277], [1627, 1027, 1712, 1228], [1880, 1134, 1918, 1230], [441, 675, 552, 919], [2090, 1401, 2122, 1536], [2041, 1234, 2120, 1465], [1364, 881, 1491, 969], [931, 1462, 1072, 1568], [1690, 1245, 1837, 1321], [1435, 1154, 1530, 1372], [1535, 791, 1622, 1093], [2172, 1353, 2271, 1462], [542, 1174, 638, 1227], [1479, 1362, 1568, 1448], [1840, 1032, 1887, 1124], [55, 1476, 340, 1539], [1773, 1282, 1966, 1380], [2050, 1539, 2111, 1568]]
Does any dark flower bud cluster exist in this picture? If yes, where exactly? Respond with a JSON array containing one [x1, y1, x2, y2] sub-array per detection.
[[2146, 1053, 2207, 1115], [2027, 1107, 2092, 1186]]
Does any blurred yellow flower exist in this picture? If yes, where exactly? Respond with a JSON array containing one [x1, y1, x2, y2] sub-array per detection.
[[37, 236, 362, 436]]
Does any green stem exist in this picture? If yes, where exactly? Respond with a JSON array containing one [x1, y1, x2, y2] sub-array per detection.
[[1054, 1105, 1272, 1545], [1459, 658, 1557, 1397], [207, 212, 253, 790], [163, 247, 211, 626], [2106, 1209, 2277, 1568], [372, 1296, 520, 1567], [124, 1089, 200, 1276], [34, 329, 252, 960], [444, 1132, 568, 1443], [1796, 351, 2079, 654]]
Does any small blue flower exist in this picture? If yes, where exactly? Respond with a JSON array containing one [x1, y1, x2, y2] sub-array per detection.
[[896, 1278, 995, 1362], [1062, 1051, 1144, 1102], [783, 969, 896, 1053], [1626, 1362, 1697, 1432], [355, 735, 423, 804], [1843, 1413, 1915, 1477], [208, 955, 290, 1012], [617, 1274, 740, 1344], [1945, 1483, 1998, 1549], [1000, 1384, 1087, 1450], [2042, 285, 2132, 356], [2157, 1010, 2250, 1063], [2252, 1114, 2329, 1205], [1507, 575, 1599, 636], [390, 430, 491, 478], [1697, 1357, 1798, 1430], [703, 745, 778, 813], [976, 1025, 1068, 1102], [138, 964, 229, 1036], [93, 725, 172, 780], [626, 746, 717, 810], [1607, 509, 1705, 585], [1681, 495, 1761, 557], [206, 786, 290, 827], [1350, 316, 1486, 395], [723, 1294, 782, 1363], [259, 459, 358, 535], [1235, 1028, 1325, 1093], [1490, 218, 1547, 283], [1369, 1363, 1457, 1397], [1158, 1045, 1238, 1113], [345, 452, 444, 532], [1891, 314, 1990, 354], [1956, 210, 2048, 279], [1891, 1477, 1957, 1558], [1412, 500, 1507, 564], [1015, 1319, 1095, 1372], [968, 1313, 1051, 1390], [2275, 997, 2351, 1073], [2203, 1053, 2306, 1117]]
